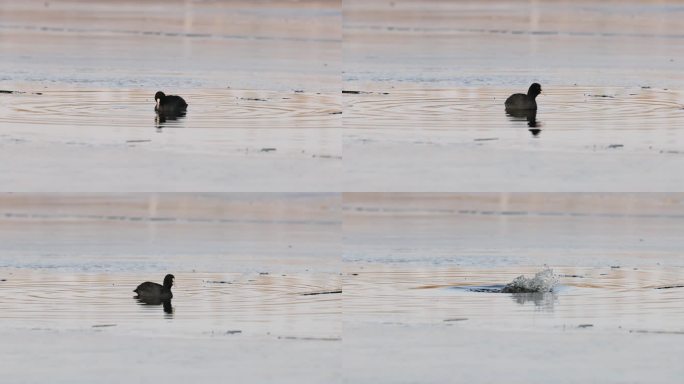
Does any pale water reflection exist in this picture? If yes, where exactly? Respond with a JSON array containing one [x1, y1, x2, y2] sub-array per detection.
[[344, 87, 684, 191], [344, 265, 684, 332], [136, 297, 174, 316], [155, 111, 186, 130], [343, 193, 684, 333], [506, 109, 540, 136], [0, 0, 341, 192], [0, 88, 341, 191], [344, 0, 684, 191], [0, 193, 342, 383], [0, 270, 340, 337]]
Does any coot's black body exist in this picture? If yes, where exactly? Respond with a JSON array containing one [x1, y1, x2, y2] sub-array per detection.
[[133, 274, 174, 300], [505, 83, 542, 111], [155, 91, 187, 115]]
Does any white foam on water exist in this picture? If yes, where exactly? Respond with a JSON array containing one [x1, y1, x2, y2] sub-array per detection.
[[502, 267, 559, 293]]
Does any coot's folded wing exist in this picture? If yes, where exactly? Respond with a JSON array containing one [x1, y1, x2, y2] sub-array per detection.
[[133, 281, 161, 294]]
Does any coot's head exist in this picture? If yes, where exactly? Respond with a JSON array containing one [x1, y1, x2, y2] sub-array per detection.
[[154, 91, 166, 102], [163, 274, 175, 289], [527, 83, 542, 98]]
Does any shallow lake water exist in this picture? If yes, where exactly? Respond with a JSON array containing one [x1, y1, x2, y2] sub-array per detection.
[[345, 265, 684, 331], [0, 0, 341, 191], [343, 0, 684, 191], [0, 194, 342, 333], [2, 193, 683, 383], [345, 86, 684, 191], [0, 88, 341, 190], [0, 88, 342, 191], [3, 0, 684, 382], [342, 263, 684, 383], [0, 193, 341, 383], [341, 193, 684, 383], [1, 88, 340, 130], [1, 0, 340, 92], [343, 0, 684, 89], [0, 269, 340, 337]]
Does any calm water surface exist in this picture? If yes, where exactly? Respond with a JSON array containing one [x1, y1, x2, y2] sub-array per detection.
[[0, 0, 341, 191], [0, 88, 341, 191], [343, 0, 684, 191], [0, 270, 341, 338], [344, 86, 684, 151]]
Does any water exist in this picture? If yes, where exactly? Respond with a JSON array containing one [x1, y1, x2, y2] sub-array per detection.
[[344, 86, 684, 191], [343, 0, 684, 191], [342, 193, 684, 339], [0, 193, 342, 339], [1, 0, 341, 92], [0, 0, 341, 192], [2, 193, 684, 382], [344, 265, 684, 331], [0, 270, 340, 338], [341, 193, 684, 382], [0, 88, 341, 191], [344, 86, 684, 132], [3, 0, 684, 382], [343, 193, 684, 267], [0, 193, 342, 383], [1, 89, 340, 129], [343, 1, 684, 89], [343, 262, 684, 383], [0, 193, 340, 272]]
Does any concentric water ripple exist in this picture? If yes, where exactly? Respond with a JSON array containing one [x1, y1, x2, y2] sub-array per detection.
[[0, 89, 340, 129], [0, 270, 341, 336], [344, 87, 684, 131], [343, 266, 684, 331]]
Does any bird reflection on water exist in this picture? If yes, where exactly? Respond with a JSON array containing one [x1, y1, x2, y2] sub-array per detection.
[[155, 111, 186, 131], [510, 292, 557, 311], [136, 296, 174, 316], [506, 109, 541, 137]]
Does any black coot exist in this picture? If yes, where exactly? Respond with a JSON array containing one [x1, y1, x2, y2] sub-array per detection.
[[505, 83, 542, 111], [133, 274, 174, 300], [155, 91, 187, 115]]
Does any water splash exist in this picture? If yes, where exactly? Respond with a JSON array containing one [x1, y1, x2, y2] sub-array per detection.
[[501, 268, 559, 293]]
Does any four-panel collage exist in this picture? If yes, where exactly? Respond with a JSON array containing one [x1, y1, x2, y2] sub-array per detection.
[[1, 1, 683, 383]]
